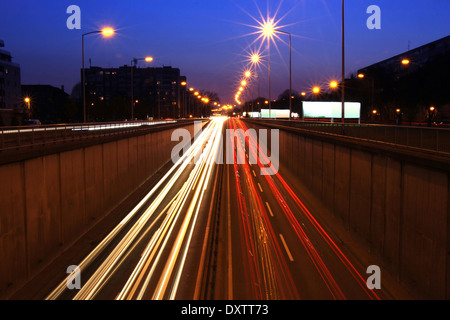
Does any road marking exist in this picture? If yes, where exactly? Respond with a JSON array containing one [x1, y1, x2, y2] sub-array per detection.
[[265, 202, 274, 217], [257, 182, 263, 193], [252, 169, 256, 177], [279, 234, 294, 262]]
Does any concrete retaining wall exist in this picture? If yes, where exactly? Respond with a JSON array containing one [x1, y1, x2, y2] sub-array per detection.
[[0, 123, 197, 299], [247, 120, 450, 299]]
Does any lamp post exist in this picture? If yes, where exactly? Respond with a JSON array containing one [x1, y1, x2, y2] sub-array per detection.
[[180, 81, 187, 118], [276, 30, 292, 120], [357, 72, 375, 115], [24, 97, 30, 110], [251, 53, 271, 117], [131, 56, 153, 121], [82, 28, 114, 123], [428, 106, 436, 127], [258, 19, 293, 120]]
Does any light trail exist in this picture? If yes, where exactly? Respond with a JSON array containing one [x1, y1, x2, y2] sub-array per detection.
[[46, 117, 226, 300], [229, 119, 300, 300], [0, 120, 177, 135], [235, 118, 381, 300]]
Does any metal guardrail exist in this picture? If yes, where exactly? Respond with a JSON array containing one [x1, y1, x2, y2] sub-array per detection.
[[248, 119, 450, 154], [0, 120, 178, 153]]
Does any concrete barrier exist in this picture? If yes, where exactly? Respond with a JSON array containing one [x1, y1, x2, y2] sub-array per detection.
[[0, 122, 198, 299], [245, 120, 450, 299]]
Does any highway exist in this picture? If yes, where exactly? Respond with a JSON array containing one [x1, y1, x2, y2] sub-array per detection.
[[221, 118, 381, 299], [44, 117, 408, 300], [45, 117, 224, 300]]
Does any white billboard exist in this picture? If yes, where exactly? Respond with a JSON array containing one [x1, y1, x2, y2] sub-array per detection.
[[243, 112, 261, 118], [261, 109, 290, 119], [302, 101, 361, 119]]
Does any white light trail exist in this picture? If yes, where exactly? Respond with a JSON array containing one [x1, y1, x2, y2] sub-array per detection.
[[46, 117, 227, 300]]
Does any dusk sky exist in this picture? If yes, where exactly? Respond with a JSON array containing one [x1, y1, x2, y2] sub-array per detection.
[[1, 0, 449, 105]]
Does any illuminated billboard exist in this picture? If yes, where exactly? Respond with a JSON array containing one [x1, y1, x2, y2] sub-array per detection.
[[302, 101, 361, 119], [261, 109, 290, 119]]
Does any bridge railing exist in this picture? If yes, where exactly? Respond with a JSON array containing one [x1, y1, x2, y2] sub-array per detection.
[[0, 120, 179, 153], [249, 119, 450, 154]]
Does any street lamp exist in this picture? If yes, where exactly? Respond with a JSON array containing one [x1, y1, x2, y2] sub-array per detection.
[[395, 108, 402, 125], [24, 97, 31, 118], [372, 109, 378, 122], [251, 53, 271, 117], [82, 27, 115, 123], [24, 97, 30, 109], [312, 86, 321, 95], [357, 72, 375, 116], [258, 19, 292, 120], [180, 81, 187, 118], [131, 56, 153, 120], [401, 59, 410, 65], [428, 106, 436, 127], [275, 30, 292, 120], [330, 81, 339, 89]]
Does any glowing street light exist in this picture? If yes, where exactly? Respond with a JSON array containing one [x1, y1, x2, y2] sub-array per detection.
[[24, 97, 31, 111], [312, 86, 321, 94], [262, 19, 276, 40], [330, 81, 339, 89], [101, 28, 115, 37], [249, 52, 272, 116], [251, 53, 261, 64], [401, 59, 410, 65], [82, 27, 115, 123]]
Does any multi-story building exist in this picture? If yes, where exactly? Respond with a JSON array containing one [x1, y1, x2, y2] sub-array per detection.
[[358, 35, 450, 76], [0, 40, 21, 109], [83, 65, 187, 121], [21, 85, 71, 123], [354, 35, 450, 122], [0, 40, 27, 126]]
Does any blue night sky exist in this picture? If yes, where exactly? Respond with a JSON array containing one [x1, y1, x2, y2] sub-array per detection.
[[1, 0, 449, 105]]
